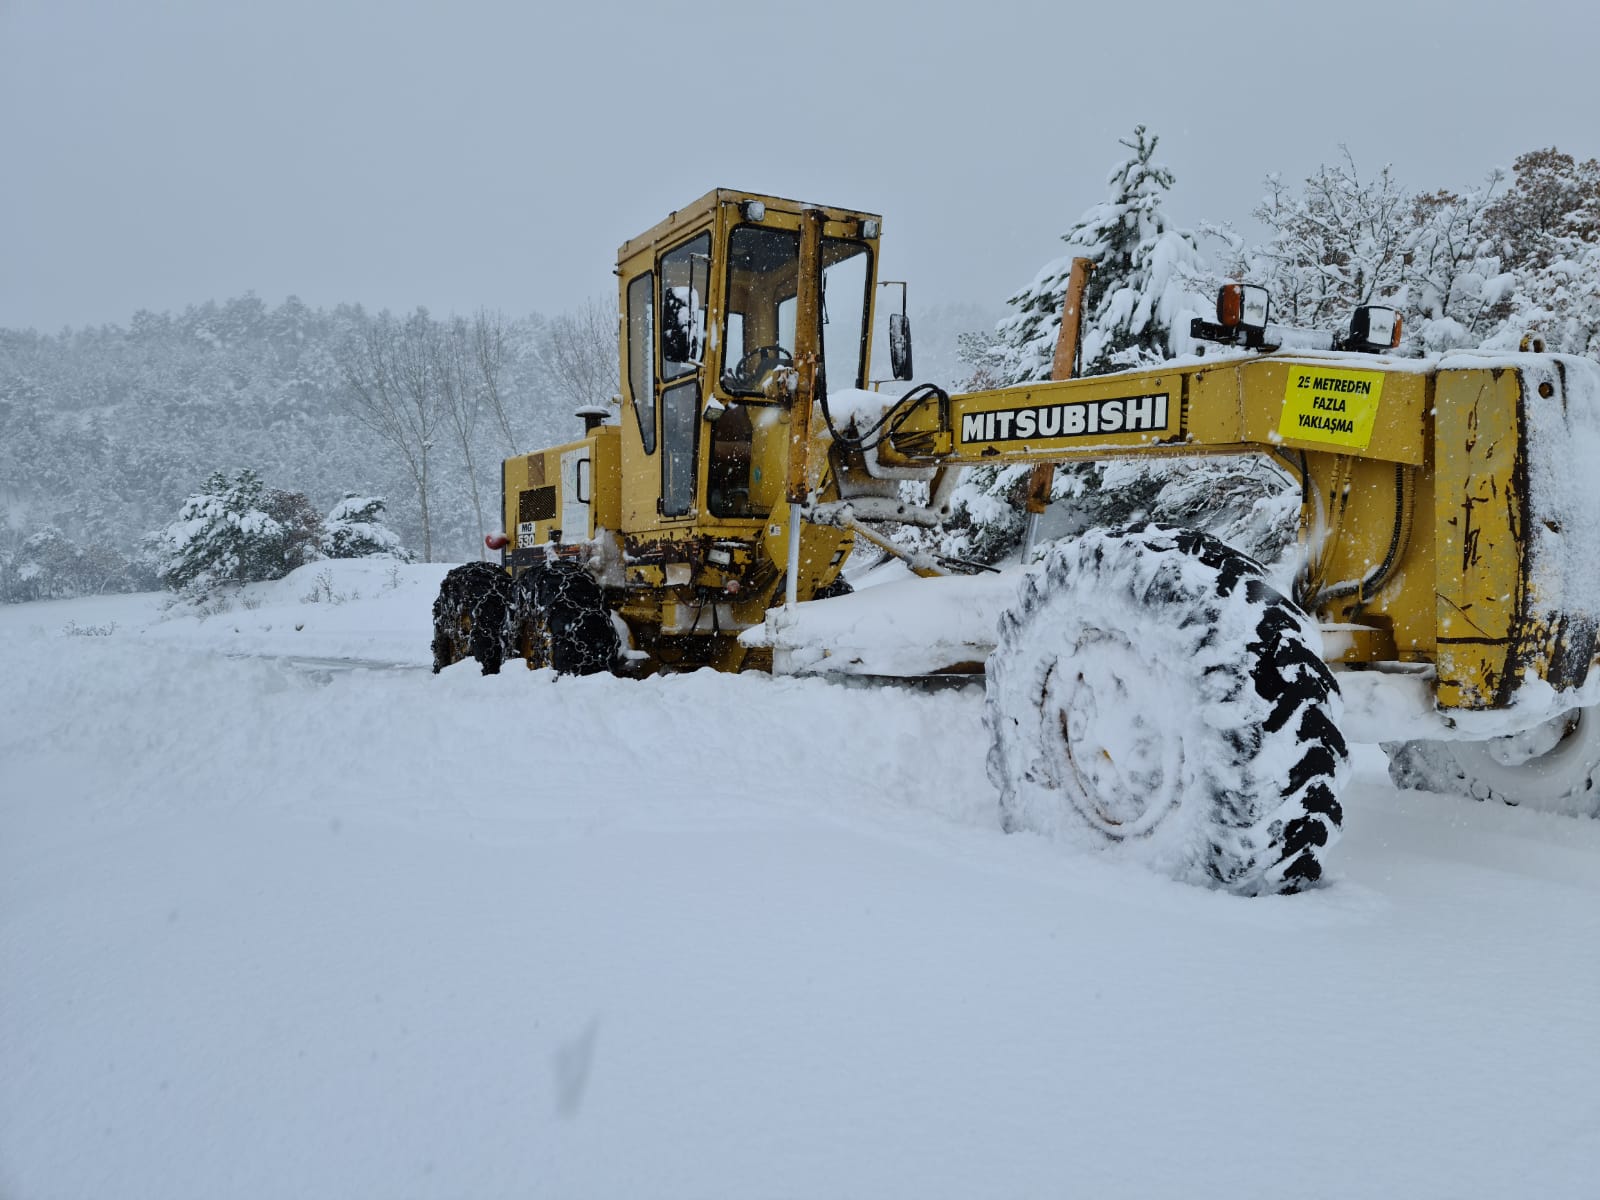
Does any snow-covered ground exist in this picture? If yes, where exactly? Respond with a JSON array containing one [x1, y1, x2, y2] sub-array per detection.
[[4, 560, 1598, 1198]]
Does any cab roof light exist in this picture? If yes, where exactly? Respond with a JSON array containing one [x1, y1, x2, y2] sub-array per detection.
[[1219, 283, 1270, 332], [1191, 282, 1271, 349], [740, 200, 766, 222], [1342, 305, 1404, 354]]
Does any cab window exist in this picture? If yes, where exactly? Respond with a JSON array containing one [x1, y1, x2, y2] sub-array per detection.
[[626, 271, 655, 453], [658, 233, 710, 516], [720, 225, 873, 395], [820, 238, 871, 393], [722, 225, 800, 395], [660, 234, 710, 383]]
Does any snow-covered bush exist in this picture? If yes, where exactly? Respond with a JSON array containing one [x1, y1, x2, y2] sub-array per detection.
[[266, 487, 324, 574], [0, 528, 157, 603], [1500, 239, 1600, 357], [150, 469, 307, 596], [319, 493, 412, 561], [150, 474, 417, 599]]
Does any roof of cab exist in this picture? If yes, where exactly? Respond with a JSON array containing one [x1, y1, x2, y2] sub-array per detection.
[[615, 188, 882, 265]]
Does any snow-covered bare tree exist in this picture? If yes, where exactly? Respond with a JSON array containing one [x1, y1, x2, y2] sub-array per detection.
[[1402, 179, 1513, 353], [265, 487, 324, 574], [1483, 147, 1600, 271], [470, 310, 518, 454], [437, 316, 492, 551], [536, 297, 620, 414], [1476, 148, 1600, 358], [1214, 150, 1413, 330], [335, 309, 446, 561], [0, 528, 154, 603]]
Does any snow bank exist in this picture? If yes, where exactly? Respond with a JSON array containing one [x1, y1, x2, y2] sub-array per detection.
[[746, 567, 1027, 676], [11, 559, 453, 667]]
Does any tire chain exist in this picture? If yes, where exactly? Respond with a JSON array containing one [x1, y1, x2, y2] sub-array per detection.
[[432, 559, 617, 677]]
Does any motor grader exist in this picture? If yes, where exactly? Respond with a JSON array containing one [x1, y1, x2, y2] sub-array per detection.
[[431, 187, 1600, 895]]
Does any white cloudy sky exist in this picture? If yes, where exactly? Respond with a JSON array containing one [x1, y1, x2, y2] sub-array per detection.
[[1, 0, 1594, 331]]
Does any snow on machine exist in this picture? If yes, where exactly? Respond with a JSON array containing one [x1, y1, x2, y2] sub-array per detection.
[[432, 188, 1600, 894]]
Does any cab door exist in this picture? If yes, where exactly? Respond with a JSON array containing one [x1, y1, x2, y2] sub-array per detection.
[[657, 232, 711, 519]]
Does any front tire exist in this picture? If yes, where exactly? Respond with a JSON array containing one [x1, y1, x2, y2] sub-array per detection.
[[1383, 708, 1600, 817], [985, 526, 1348, 895]]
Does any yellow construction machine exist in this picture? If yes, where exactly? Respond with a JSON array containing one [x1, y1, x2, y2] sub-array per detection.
[[431, 187, 1600, 895]]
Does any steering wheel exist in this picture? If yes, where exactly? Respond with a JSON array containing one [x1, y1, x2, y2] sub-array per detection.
[[729, 344, 793, 388]]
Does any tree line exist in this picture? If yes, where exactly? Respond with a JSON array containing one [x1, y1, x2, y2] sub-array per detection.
[[0, 294, 618, 602]]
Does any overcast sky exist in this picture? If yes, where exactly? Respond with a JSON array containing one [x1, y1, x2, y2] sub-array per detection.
[[2, 0, 1594, 332]]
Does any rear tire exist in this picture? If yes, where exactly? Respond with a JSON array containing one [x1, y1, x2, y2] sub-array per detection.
[[985, 526, 1347, 895], [431, 562, 514, 675], [512, 559, 618, 676], [1383, 707, 1600, 817]]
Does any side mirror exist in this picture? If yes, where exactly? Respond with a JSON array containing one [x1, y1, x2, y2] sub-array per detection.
[[889, 312, 914, 381], [661, 286, 702, 365]]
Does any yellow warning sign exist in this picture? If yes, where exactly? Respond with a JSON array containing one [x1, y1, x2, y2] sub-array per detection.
[[1278, 365, 1385, 449]]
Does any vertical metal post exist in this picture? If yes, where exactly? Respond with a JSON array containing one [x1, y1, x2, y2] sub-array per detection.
[[785, 208, 826, 609], [1020, 464, 1054, 562], [1024, 256, 1095, 561], [785, 502, 803, 608], [1051, 257, 1094, 384]]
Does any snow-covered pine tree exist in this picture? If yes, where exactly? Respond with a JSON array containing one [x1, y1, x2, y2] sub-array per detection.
[[940, 128, 1287, 569], [984, 125, 1206, 385], [152, 469, 301, 596], [319, 494, 413, 561]]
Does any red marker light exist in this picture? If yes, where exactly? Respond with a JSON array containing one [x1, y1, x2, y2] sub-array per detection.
[[485, 533, 510, 550]]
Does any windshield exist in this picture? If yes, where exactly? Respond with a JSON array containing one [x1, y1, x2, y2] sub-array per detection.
[[721, 224, 872, 396]]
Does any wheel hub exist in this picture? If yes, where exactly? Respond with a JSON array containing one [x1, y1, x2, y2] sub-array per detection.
[[1041, 632, 1184, 839]]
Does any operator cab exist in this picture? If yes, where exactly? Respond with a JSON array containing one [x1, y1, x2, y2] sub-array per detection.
[[614, 190, 884, 533]]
